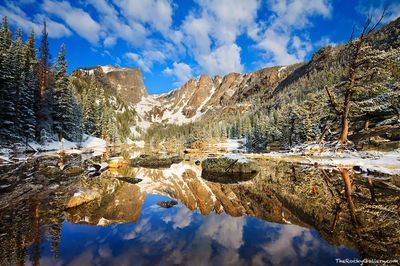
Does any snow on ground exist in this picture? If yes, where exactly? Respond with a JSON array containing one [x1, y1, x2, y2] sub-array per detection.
[[81, 135, 106, 149], [209, 138, 247, 152], [243, 146, 400, 176], [127, 139, 145, 148], [205, 154, 249, 163], [26, 134, 106, 156]]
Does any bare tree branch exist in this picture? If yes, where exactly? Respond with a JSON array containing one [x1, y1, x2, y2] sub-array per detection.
[[325, 86, 343, 116], [349, 25, 355, 42], [367, 2, 388, 34]]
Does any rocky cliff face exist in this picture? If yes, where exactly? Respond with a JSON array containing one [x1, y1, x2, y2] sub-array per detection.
[[134, 65, 288, 127], [73, 65, 148, 105]]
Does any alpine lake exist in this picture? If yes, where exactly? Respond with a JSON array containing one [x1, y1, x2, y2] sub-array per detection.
[[1, 145, 399, 266]]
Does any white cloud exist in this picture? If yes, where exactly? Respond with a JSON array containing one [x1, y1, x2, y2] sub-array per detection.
[[126, 53, 151, 72], [42, 0, 101, 44], [254, 0, 332, 66], [182, 14, 212, 55], [163, 62, 194, 86], [180, 0, 259, 76], [198, 44, 243, 76], [114, 0, 173, 34], [0, 1, 72, 38], [198, 0, 260, 45], [126, 50, 167, 72], [86, 0, 149, 47]]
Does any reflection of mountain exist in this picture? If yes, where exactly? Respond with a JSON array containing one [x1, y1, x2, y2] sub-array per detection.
[[67, 182, 147, 226], [65, 159, 400, 260], [67, 161, 298, 226], [1, 155, 399, 263]]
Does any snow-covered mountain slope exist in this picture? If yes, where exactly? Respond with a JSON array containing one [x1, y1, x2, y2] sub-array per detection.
[[72, 64, 290, 136], [135, 66, 289, 128]]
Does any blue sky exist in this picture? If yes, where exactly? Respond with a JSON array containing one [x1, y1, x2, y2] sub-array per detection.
[[1, 0, 399, 94]]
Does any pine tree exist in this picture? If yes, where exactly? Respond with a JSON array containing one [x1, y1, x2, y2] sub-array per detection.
[[36, 20, 52, 142], [0, 17, 16, 144], [20, 29, 38, 144], [10, 28, 25, 142], [82, 83, 97, 135], [53, 43, 75, 141]]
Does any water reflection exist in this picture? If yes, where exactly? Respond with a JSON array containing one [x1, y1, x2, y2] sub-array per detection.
[[0, 153, 399, 265]]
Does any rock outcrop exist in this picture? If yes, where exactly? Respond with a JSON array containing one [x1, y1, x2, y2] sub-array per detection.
[[134, 66, 288, 126], [73, 65, 148, 105], [66, 188, 101, 208]]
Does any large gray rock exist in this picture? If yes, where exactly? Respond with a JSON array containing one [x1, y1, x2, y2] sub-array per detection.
[[201, 155, 260, 174], [130, 154, 183, 168]]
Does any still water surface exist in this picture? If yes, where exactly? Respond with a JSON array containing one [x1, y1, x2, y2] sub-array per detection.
[[0, 150, 399, 265]]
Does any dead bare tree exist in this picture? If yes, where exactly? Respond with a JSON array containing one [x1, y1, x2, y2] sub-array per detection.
[[325, 9, 387, 145]]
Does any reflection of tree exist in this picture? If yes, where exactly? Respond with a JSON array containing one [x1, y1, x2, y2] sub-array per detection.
[[28, 203, 45, 266], [340, 168, 361, 237], [46, 191, 65, 261], [319, 168, 362, 236], [367, 178, 375, 202], [47, 217, 63, 261]]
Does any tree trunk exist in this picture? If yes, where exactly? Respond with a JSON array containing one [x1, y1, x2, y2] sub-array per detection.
[[309, 103, 314, 118], [340, 168, 361, 236], [318, 127, 329, 144], [58, 121, 63, 142], [364, 118, 370, 130], [289, 118, 295, 147], [339, 113, 349, 144]]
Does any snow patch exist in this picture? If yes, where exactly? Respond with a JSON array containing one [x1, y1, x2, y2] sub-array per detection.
[[278, 66, 287, 78], [97, 217, 111, 226], [27, 134, 106, 156], [222, 154, 250, 163], [101, 65, 113, 74], [127, 139, 145, 148], [209, 138, 247, 152], [245, 143, 400, 176]]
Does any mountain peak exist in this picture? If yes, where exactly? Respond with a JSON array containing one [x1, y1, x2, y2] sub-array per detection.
[[73, 65, 148, 104]]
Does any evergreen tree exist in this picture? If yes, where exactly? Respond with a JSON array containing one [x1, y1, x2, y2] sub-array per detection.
[[0, 17, 15, 144], [53, 43, 75, 141], [36, 20, 53, 142], [82, 83, 97, 135], [10, 28, 25, 142], [20, 29, 38, 143]]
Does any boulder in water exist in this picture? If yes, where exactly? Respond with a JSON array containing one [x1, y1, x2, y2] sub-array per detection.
[[67, 188, 101, 208], [201, 155, 259, 174]]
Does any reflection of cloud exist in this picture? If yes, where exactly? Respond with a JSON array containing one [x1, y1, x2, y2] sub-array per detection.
[[122, 217, 151, 240], [264, 225, 305, 264], [252, 224, 342, 266], [68, 249, 95, 266], [36, 256, 64, 266], [162, 206, 193, 229], [199, 214, 245, 249], [122, 217, 166, 243], [113, 212, 246, 266], [98, 244, 112, 258]]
